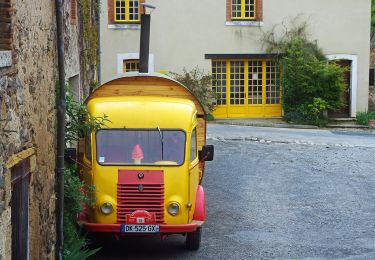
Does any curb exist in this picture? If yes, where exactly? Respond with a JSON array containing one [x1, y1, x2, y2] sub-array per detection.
[[212, 121, 319, 130], [207, 136, 375, 148]]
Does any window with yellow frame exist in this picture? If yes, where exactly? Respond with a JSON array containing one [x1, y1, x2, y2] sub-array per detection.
[[212, 60, 281, 106], [123, 59, 140, 72], [115, 0, 140, 22], [231, 0, 256, 20]]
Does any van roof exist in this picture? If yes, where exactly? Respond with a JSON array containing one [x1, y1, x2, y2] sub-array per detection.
[[87, 96, 198, 130], [87, 72, 206, 117]]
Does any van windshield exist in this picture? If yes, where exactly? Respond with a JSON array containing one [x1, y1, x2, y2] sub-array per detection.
[[96, 129, 186, 166]]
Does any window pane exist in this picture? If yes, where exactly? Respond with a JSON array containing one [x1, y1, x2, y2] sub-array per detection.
[[115, 0, 126, 21], [230, 61, 245, 105], [129, 0, 139, 21], [212, 61, 227, 105], [190, 129, 197, 162], [266, 61, 281, 104], [123, 59, 140, 72], [96, 130, 186, 165], [248, 60, 263, 104]]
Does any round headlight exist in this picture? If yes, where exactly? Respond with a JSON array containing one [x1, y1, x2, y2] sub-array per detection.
[[167, 202, 180, 216], [100, 202, 113, 215]]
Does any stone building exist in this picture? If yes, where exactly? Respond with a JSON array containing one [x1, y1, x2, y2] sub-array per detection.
[[0, 0, 98, 259], [100, 0, 371, 119]]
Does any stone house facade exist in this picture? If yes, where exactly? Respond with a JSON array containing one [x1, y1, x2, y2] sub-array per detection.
[[0, 0, 98, 259], [100, 0, 371, 119]]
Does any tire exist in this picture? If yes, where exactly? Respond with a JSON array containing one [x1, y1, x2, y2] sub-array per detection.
[[186, 227, 201, 251]]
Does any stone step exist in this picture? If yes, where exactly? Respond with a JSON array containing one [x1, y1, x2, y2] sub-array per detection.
[[326, 123, 369, 129], [329, 118, 357, 122]]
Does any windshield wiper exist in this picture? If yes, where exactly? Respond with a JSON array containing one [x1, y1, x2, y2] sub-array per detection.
[[157, 126, 164, 160]]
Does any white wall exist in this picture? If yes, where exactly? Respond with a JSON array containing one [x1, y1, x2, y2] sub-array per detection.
[[100, 0, 371, 112]]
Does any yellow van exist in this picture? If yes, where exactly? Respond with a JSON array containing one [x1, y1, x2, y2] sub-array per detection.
[[77, 73, 214, 250]]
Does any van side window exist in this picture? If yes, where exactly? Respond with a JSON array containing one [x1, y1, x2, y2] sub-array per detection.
[[85, 135, 92, 161], [190, 128, 197, 162]]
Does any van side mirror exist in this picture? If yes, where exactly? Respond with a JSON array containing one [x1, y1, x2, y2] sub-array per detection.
[[199, 145, 214, 162], [64, 148, 77, 164]]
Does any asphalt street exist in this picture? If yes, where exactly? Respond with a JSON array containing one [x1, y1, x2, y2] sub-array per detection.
[[90, 125, 375, 260]]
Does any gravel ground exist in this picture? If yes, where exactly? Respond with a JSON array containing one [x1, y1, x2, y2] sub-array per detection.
[[91, 139, 375, 260]]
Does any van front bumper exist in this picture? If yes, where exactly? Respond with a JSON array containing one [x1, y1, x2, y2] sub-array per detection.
[[81, 222, 199, 234]]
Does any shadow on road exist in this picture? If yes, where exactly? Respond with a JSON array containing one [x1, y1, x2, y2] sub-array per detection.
[[89, 235, 198, 260]]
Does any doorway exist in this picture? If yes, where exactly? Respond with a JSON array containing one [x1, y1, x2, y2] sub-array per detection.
[[328, 60, 351, 118], [11, 160, 30, 260]]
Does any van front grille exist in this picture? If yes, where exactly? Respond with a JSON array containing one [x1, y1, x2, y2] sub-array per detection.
[[117, 170, 164, 224]]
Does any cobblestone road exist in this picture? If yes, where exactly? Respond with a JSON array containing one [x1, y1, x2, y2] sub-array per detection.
[[91, 126, 375, 259]]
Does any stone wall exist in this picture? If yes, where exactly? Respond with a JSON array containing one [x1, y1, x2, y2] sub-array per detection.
[[1, 0, 60, 259], [0, 0, 57, 256], [0, 0, 97, 258]]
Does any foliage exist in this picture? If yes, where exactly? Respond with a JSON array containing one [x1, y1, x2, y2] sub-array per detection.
[[287, 98, 330, 126], [356, 111, 375, 125], [261, 21, 345, 125], [372, 0, 375, 33], [63, 82, 106, 259], [78, 0, 99, 67], [206, 113, 215, 121], [65, 86, 110, 146], [170, 68, 215, 114], [63, 164, 99, 259]]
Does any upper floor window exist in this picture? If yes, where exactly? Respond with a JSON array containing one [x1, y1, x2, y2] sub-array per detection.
[[231, 0, 256, 20], [226, 0, 262, 25], [114, 0, 140, 23]]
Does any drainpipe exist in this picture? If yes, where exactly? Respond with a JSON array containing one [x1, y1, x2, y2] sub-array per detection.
[[97, 0, 101, 85], [139, 13, 151, 73], [54, 0, 66, 259]]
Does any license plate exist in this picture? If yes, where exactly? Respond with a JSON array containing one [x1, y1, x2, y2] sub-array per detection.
[[121, 224, 160, 233]]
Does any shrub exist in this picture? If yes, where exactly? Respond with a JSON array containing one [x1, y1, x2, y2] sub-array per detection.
[[63, 164, 99, 259], [65, 87, 110, 146], [356, 111, 374, 125], [63, 84, 107, 259], [262, 21, 345, 126], [170, 68, 214, 114]]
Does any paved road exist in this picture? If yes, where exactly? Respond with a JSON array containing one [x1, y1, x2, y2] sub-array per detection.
[[90, 126, 375, 259]]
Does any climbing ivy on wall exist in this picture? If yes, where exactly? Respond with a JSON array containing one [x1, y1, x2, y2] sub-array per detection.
[[78, 0, 99, 68], [372, 0, 375, 33]]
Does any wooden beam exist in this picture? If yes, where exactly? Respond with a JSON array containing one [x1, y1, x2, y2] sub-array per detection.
[[6, 148, 36, 169]]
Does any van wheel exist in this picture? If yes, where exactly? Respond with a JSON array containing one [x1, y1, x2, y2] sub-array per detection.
[[186, 227, 201, 251]]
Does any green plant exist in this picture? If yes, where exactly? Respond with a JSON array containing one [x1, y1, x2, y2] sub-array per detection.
[[63, 164, 99, 259], [261, 21, 345, 126], [372, 0, 375, 33], [62, 81, 107, 259], [207, 114, 215, 121], [65, 86, 110, 146], [170, 68, 214, 114], [356, 111, 375, 125]]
